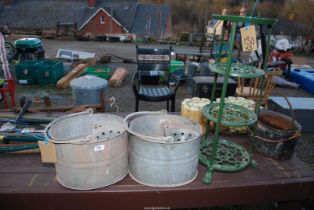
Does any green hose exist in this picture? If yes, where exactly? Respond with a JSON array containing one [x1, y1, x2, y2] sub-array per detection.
[[0, 135, 44, 142], [0, 144, 39, 153]]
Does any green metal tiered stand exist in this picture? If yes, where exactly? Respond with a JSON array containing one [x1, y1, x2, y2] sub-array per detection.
[[200, 15, 277, 184]]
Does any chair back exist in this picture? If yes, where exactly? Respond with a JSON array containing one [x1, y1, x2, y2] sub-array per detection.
[[136, 46, 172, 85], [237, 73, 276, 100]]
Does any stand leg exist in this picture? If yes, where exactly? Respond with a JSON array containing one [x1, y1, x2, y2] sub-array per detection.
[[171, 98, 175, 112], [9, 91, 15, 107], [2, 93, 8, 109], [135, 98, 139, 112], [202, 168, 213, 184]]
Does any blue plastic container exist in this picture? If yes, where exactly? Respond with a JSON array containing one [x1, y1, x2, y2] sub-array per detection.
[[290, 69, 314, 94]]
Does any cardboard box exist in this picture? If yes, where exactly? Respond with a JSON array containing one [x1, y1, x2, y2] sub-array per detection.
[[38, 141, 57, 163]]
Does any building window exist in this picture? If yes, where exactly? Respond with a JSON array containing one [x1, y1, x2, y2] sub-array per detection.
[[100, 16, 105, 24]]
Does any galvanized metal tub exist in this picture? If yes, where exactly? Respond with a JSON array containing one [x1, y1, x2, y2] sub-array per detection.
[[44, 109, 128, 190], [125, 111, 202, 187]]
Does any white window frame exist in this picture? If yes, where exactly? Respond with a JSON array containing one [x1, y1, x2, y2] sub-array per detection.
[[100, 16, 105, 24]]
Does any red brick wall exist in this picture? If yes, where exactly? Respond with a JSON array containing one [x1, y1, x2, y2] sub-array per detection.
[[78, 10, 126, 38], [164, 14, 172, 38], [87, 0, 96, 8]]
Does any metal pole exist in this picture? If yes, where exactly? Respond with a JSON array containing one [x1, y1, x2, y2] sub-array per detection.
[[203, 22, 237, 184], [200, 0, 209, 53], [0, 32, 11, 80], [210, 23, 226, 103]]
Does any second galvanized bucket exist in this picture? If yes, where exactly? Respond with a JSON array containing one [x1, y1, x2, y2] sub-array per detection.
[[45, 109, 128, 190], [125, 111, 202, 187]]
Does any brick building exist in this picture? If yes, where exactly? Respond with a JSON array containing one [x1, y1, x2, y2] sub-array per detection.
[[0, 0, 172, 39]]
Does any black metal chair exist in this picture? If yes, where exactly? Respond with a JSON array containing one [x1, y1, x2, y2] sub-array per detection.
[[132, 45, 180, 112]]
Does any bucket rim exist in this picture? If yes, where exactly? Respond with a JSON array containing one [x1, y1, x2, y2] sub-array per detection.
[[129, 131, 201, 144], [45, 109, 126, 144], [258, 110, 302, 133], [48, 129, 127, 144], [250, 111, 302, 143], [125, 111, 202, 144]]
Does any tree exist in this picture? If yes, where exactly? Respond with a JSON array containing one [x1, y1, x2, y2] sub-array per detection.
[[256, 1, 282, 18]]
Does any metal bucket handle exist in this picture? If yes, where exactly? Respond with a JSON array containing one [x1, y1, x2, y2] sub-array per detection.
[[268, 94, 296, 131], [252, 95, 301, 143], [44, 108, 104, 144], [279, 95, 295, 131], [124, 110, 175, 143], [252, 131, 301, 143]]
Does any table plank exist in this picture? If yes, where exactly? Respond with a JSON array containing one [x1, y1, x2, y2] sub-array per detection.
[[0, 149, 313, 210], [0, 128, 313, 210]]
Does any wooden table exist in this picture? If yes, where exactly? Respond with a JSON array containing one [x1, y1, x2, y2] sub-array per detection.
[[0, 134, 313, 210]]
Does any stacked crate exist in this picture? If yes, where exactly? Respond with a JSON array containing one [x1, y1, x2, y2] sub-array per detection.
[[15, 60, 64, 86], [15, 60, 38, 85], [35, 60, 64, 86]]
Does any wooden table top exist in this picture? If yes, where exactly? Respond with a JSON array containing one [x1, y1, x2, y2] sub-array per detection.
[[0, 134, 313, 210]]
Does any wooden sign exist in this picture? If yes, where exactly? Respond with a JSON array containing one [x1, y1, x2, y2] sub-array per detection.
[[240, 25, 257, 52]]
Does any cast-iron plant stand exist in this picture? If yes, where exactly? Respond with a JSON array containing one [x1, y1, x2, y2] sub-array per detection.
[[200, 15, 276, 184]]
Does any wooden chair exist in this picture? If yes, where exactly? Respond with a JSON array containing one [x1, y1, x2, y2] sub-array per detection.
[[132, 46, 180, 112], [0, 79, 16, 109], [236, 72, 277, 108]]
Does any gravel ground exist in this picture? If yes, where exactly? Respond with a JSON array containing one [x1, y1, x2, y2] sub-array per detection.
[[6, 39, 314, 209]]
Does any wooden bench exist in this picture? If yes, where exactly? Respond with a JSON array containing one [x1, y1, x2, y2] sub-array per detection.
[[0, 134, 313, 210]]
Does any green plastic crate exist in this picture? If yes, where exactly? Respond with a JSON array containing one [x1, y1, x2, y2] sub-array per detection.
[[84, 67, 110, 80], [17, 77, 37, 85], [15, 60, 63, 85], [170, 60, 184, 72], [15, 60, 38, 85], [35, 60, 64, 86]]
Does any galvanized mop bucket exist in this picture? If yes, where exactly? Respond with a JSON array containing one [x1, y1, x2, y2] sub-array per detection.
[[44, 109, 128, 190], [125, 111, 202, 187]]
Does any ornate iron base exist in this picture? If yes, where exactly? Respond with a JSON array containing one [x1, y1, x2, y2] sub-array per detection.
[[200, 139, 251, 184]]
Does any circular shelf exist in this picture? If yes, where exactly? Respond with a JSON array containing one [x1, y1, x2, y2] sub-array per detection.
[[209, 63, 265, 78], [200, 139, 251, 172], [202, 103, 257, 127]]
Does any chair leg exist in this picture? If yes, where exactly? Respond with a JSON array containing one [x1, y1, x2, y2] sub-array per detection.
[[171, 97, 175, 112], [135, 98, 139, 112], [9, 91, 15, 107], [264, 99, 269, 110], [2, 93, 8, 109], [166, 101, 169, 112]]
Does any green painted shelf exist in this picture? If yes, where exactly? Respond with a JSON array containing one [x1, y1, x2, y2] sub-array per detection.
[[202, 103, 257, 127], [209, 63, 265, 78], [200, 139, 251, 172]]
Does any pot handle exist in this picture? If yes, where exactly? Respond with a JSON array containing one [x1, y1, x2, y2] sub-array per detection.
[[270, 94, 296, 131], [282, 95, 296, 131], [124, 110, 175, 143]]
